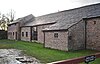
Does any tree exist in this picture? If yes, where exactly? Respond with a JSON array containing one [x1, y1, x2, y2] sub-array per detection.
[[0, 14, 7, 30], [6, 10, 15, 23], [0, 10, 15, 30]]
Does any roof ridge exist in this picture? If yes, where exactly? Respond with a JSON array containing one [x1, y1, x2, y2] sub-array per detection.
[[36, 3, 100, 18]]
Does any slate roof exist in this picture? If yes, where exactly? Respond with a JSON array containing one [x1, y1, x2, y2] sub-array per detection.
[[8, 14, 34, 26], [40, 3, 100, 31], [24, 18, 56, 27], [10, 3, 100, 30]]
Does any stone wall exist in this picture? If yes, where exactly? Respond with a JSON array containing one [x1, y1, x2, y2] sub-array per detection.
[[37, 24, 52, 43], [44, 31, 68, 51], [8, 23, 20, 40], [21, 27, 31, 41], [68, 20, 85, 51], [86, 17, 100, 51]]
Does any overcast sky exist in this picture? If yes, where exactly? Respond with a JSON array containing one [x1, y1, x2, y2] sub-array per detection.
[[0, 0, 100, 19]]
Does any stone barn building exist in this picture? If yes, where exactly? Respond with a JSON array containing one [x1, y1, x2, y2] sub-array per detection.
[[8, 3, 100, 51], [8, 14, 56, 43], [8, 14, 35, 40], [43, 3, 100, 51]]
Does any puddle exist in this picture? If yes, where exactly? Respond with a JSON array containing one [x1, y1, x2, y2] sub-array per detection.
[[0, 49, 41, 64]]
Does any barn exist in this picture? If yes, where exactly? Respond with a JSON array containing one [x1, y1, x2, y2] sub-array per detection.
[[43, 3, 100, 51]]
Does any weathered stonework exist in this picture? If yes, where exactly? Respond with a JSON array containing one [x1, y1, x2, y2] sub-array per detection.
[[68, 20, 85, 51], [21, 27, 31, 41], [37, 24, 52, 43], [44, 31, 68, 51], [86, 17, 100, 51], [8, 23, 20, 40], [44, 17, 100, 51], [7, 3, 100, 51], [8, 14, 34, 41], [44, 20, 86, 51]]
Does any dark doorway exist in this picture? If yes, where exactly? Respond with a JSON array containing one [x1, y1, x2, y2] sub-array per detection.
[[33, 31, 37, 40], [15, 32, 17, 40], [32, 27, 38, 40]]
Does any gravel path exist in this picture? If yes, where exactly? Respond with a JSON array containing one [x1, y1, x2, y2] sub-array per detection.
[[0, 49, 41, 64]]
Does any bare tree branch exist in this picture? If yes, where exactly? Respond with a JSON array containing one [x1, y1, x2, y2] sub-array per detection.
[[0, 10, 15, 30]]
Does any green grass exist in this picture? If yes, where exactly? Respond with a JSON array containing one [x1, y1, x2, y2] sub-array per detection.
[[0, 39, 100, 64]]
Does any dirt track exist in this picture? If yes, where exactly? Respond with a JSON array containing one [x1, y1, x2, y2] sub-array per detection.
[[0, 49, 40, 64]]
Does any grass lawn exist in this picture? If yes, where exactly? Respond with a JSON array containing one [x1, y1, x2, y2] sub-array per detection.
[[0, 39, 100, 64]]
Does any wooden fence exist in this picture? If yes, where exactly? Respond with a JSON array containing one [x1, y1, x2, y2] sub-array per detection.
[[48, 52, 100, 64]]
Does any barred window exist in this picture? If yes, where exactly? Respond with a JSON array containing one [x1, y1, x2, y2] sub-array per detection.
[[54, 33, 58, 38], [93, 21, 96, 24]]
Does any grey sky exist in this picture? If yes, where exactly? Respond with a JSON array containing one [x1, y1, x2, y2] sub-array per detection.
[[0, 0, 100, 19]]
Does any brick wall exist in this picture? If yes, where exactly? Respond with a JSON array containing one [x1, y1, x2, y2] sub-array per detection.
[[44, 31, 68, 51], [86, 18, 100, 51], [68, 20, 85, 51], [21, 27, 31, 41]]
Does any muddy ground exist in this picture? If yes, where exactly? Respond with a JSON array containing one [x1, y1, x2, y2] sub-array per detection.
[[0, 49, 41, 64]]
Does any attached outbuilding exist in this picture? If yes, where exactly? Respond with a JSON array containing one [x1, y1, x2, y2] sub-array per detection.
[[8, 14, 35, 40], [43, 19, 85, 51]]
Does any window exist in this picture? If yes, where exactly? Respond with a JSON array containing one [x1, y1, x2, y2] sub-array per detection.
[[13, 32, 14, 35], [93, 21, 96, 24], [33, 31, 37, 40], [54, 33, 58, 38], [22, 32, 24, 37], [26, 32, 28, 37]]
